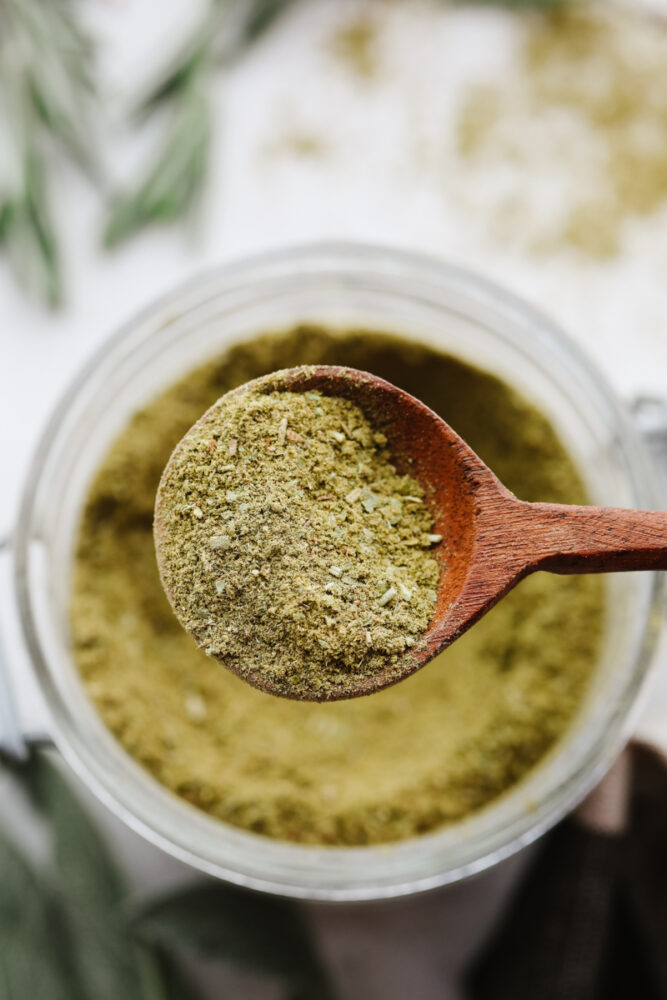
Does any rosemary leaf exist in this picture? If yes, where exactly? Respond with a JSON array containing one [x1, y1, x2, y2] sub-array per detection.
[[27, 72, 100, 183], [126, 0, 555, 247], [0, 0, 577, 304], [136, 43, 210, 119], [0, 0, 100, 305], [114, 0, 300, 244], [104, 81, 210, 248], [10, 0, 100, 180], [137, 0, 299, 120], [238, 0, 299, 46], [134, 0, 225, 120], [3, 144, 62, 308]]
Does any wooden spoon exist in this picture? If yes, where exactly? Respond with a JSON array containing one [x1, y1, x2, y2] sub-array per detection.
[[155, 365, 667, 701]]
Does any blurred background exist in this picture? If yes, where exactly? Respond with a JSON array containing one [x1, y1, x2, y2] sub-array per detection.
[[2, 1, 667, 997]]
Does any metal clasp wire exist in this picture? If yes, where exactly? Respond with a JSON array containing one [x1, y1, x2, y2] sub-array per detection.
[[0, 536, 28, 761], [632, 397, 667, 494]]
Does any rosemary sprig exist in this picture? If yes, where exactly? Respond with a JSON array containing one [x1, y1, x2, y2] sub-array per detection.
[[104, 0, 567, 248], [8, 0, 99, 177], [104, 0, 300, 248], [135, 0, 298, 118], [104, 75, 211, 248], [2, 139, 61, 308], [0, 0, 99, 306], [0, 0, 570, 303], [235, 0, 300, 49]]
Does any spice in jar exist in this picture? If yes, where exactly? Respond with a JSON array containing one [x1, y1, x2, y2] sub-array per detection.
[[71, 326, 603, 846]]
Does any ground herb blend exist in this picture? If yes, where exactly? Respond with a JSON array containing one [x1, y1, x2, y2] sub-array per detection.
[[71, 326, 603, 846], [156, 378, 440, 699], [455, 3, 667, 259]]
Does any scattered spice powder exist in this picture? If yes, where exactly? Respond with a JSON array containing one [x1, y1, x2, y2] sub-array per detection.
[[262, 126, 330, 163], [328, 15, 380, 79], [156, 378, 440, 699], [71, 326, 603, 846], [455, 3, 667, 258]]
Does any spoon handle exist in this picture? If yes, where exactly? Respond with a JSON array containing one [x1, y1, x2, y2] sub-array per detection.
[[515, 501, 667, 574]]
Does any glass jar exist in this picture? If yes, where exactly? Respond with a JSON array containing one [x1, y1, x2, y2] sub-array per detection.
[[6, 244, 666, 900]]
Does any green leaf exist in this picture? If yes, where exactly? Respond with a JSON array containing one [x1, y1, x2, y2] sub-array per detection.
[[104, 81, 210, 248], [0, 829, 82, 1000], [0, 200, 11, 241], [238, 0, 299, 47], [20, 752, 125, 905], [27, 72, 100, 182], [4, 145, 62, 308], [18, 751, 168, 1000], [108, 0, 298, 247], [0, 0, 102, 304], [137, 0, 297, 121], [135, 27, 206, 123], [136, 45, 208, 117], [8, 0, 101, 181], [134, 0, 227, 119], [133, 884, 335, 997]]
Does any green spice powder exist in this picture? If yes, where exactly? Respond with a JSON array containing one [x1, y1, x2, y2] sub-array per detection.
[[71, 327, 603, 846], [156, 382, 439, 699]]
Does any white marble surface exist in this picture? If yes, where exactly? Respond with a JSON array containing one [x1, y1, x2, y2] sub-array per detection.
[[2, 2, 667, 996]]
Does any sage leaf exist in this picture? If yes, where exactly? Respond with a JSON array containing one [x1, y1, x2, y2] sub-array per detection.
[[18, 751, 168, 1000], [0, 829, 81, 1000], [133, 884, 335, 997], [21, 751, 125, 906]]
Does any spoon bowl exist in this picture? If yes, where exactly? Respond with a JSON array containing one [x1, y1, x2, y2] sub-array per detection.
[[155, 365, 667, 700]]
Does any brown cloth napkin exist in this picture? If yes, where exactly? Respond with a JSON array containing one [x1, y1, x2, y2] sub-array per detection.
[[466, 744, 667, 1000]]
